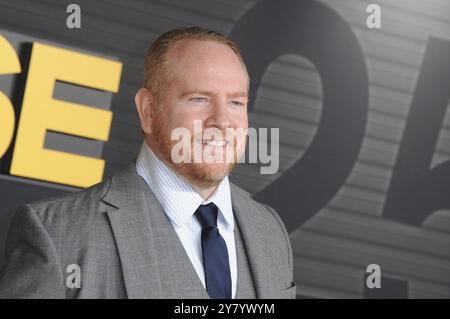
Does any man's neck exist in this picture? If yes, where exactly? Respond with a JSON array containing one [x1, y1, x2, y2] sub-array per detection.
[[190, 183, 220, 201]]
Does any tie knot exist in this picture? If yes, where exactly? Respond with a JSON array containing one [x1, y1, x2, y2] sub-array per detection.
[[195, 203, 219, 228]]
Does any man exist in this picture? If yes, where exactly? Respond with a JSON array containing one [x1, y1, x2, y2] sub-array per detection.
[[0, 27, 296, 299]]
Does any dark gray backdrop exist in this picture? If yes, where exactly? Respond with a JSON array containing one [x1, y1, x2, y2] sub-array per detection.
[[0, 0, 449, 298]]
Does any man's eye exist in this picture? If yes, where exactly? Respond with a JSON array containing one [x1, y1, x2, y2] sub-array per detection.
[[230, 100, 245, 107], [189, 97, 208, 102]]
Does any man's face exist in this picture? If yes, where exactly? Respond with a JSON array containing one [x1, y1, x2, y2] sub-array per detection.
[[147, 39, 249, 188]]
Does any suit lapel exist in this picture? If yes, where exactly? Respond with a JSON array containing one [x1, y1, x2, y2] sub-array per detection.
[[230, 183, 279, 298], [146, 192, 209, 298], [102, 164, 161, 298], [102, 164, 208, 298], [234, 219, 256, 298]]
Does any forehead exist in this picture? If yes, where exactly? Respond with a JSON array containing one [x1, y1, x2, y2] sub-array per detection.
[[164, 39, 249, 89]]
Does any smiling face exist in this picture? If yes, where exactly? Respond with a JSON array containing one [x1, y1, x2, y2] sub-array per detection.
[[140, 39, 249, 188]]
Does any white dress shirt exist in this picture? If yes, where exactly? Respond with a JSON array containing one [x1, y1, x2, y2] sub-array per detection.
[[136, 142, 237, 298]]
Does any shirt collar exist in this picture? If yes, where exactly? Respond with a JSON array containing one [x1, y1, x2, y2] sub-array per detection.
[[136, 142, 234, 230]]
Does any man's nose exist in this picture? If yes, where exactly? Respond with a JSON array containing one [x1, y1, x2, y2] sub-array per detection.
[[205, 101, 232, 130]]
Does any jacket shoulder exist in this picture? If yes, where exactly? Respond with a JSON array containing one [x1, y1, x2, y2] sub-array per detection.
[[26, 178, 112, 219], [229, 182, 290, 239]]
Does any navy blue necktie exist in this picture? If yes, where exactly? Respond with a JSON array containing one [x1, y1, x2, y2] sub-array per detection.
[[195, 203, 231, 299]]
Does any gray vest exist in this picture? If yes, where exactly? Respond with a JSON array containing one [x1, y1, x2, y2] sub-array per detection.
[[234, 217, 257, 298]]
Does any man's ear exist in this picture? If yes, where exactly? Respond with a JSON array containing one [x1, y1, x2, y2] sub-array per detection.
[[135, 87, 155, 134]]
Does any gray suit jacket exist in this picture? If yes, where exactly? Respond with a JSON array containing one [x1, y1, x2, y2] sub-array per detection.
[[0, 164, 296, 299]]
